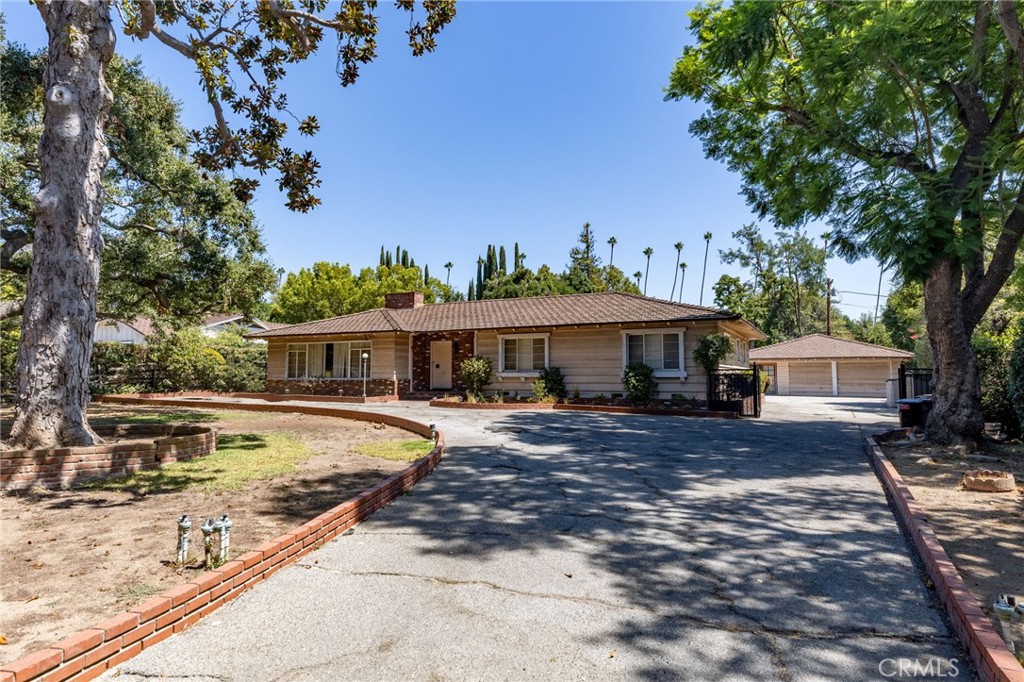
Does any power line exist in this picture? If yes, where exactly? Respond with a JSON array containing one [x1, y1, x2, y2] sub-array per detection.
[[836, 290, 890, 298]]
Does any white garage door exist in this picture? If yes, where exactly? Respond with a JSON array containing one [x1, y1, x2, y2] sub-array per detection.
[[837, 361, 891, 397], [788, 362, 833, 395]]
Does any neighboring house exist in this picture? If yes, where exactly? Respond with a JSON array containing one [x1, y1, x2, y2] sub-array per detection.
[[246, 291, 766, 399], [93, 317, 155, 344], [94, 314, 285, 344], [749, 334, 913, 397], [200, 314, 289, 338]]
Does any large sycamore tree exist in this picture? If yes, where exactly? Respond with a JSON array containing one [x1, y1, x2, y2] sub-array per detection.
[[668, 1, 1024, 445], [10, 0, 454, 448]]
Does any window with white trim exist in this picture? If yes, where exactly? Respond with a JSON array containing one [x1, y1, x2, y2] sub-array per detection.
[[624, 331, 683, 374], [499, 335, 548, 374], [286, 341, 372, 379]]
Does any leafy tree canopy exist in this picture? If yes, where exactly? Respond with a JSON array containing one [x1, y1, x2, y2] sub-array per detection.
[[0, 41, 278, 323]]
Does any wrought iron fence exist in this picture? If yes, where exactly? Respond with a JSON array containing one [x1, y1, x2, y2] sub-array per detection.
[[708, 365, 761, 418], [898, 364, 933, 400]]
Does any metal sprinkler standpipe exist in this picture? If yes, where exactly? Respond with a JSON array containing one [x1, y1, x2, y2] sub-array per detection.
[[176, 514, 192, 565], [201, 518, 216, 569], [218, 513, 232, 562]]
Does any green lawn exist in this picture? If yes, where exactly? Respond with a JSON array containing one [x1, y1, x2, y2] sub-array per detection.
[[89, 432, 309, 494], [354, 438, 435, 462]]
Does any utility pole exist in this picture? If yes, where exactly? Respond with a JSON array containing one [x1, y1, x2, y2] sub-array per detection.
[[874, 265, 884, 322], [826, 277, 834, 336]]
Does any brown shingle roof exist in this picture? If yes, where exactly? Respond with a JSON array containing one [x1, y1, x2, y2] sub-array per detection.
[[749, 334, 913, 361], [250, 292, 765, 339]]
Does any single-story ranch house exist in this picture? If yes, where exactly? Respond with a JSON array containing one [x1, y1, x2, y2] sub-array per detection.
[[749, 334, 913, 397], [247, 291, 766, 399]]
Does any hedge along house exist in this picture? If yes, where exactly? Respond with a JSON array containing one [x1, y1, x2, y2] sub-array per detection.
[[749, 334, 914, 398], [246, 291, 766, 400]]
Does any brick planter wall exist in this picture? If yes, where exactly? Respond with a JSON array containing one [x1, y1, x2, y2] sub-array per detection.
[[867, 436, 1024, 682], [411, 331, 476, 392], [0, 425, 217, 491], [264, 378, 409, 398], [1, 396, 445, 682]]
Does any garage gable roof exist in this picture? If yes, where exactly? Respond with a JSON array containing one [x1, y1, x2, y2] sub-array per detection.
[[749, 334, 913, 361]]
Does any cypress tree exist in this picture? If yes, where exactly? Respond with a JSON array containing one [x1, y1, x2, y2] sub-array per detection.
[[401, 249, 409, 268], [514, 243, 521, 270], [476, 258, 485, 298], [424, 264, 430, 285], [468, 280, 475, 301], [385, 251, 393, 267], [499, 246, 507, 274], [379, 245, 386, 267]]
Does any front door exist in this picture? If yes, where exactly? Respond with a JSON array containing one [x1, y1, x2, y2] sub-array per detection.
[[430, 340, 453, 390]]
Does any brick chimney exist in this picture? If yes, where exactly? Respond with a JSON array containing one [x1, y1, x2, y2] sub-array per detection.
[[384, 291, 425, 309]]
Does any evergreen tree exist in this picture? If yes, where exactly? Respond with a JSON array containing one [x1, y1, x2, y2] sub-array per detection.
[[424, 264, 430, 286], [499, 246, 507, 274], [468, 280, 476, 301], [514, 243, 522, 270], [401, 249, 409, 268], [379, 246, 386, 267]]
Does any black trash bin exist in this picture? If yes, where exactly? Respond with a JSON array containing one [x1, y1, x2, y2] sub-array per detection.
[[897, 397, 933, 428]]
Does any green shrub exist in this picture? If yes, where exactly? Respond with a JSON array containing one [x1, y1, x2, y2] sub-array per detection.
[[458, 355, 492, 399], [972, 317, 1022, 438], [694, 334, 733, 375], [535, 367, 567, 400], [207, 330, 267, 392], [1007, 324, 1024, 437], [622, 363, 658, 403]]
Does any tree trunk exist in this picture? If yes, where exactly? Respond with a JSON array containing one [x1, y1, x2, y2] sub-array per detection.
[[923, 258, 984, 447], [9, 0, 115, 448]]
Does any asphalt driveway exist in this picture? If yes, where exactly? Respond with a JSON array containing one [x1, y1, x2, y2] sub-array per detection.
[[102, 397, 968, 681]]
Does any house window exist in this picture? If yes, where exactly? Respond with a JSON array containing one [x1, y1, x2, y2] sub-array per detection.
[[287, 341, 372, 379], [287, 345, 308, 379], [499, 335, 548, 374], [624, 331, 683, 374]]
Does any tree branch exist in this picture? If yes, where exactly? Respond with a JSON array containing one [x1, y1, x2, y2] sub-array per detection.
[[962, 178, 1024, 330], [996, 0, 1024, 78], [0, 299, 25, 320]]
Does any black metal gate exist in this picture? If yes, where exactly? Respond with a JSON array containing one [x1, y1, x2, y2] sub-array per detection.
[[898, 363, 933, 399], [708, 364, 761, 417]]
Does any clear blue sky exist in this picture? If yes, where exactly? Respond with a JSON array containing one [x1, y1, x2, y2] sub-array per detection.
[[2, 1, 892, 318]]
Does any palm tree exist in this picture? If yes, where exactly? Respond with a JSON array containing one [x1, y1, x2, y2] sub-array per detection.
[[607, 236, 617, 266], [444, 261, 454, 286], [678, 263, 687, 302], [642, 247, 654, 295], [699, 232, 712, 306], [669, 241, 684, 301], [633, 271, 643, 289]]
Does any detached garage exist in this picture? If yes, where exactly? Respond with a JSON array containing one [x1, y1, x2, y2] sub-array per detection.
[[749, 334, 913, 397]]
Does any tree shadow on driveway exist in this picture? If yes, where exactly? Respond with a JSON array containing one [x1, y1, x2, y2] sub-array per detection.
[[356, 408, 967, 680]]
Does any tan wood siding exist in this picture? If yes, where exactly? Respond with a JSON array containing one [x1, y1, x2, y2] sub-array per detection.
[[267, 341, 287, 380], [837, 360, 893, 397], [776, 362, 791, 395], [788, 362, 833, 396], [475, 323, 716, 398]]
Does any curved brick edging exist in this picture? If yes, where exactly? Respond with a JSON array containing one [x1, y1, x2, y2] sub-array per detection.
[[866, 436, 1024, 682], [428, 399, 740, 419], [1, 399, 445, 682], [103, 390, 399, 404], [1, 424, 217, 491]]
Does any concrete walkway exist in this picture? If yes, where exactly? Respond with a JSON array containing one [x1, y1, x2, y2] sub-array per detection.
[[102, 397, 968, 681]]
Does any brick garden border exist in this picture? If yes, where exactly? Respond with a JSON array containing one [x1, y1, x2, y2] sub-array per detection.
[[428, 399, 740, 419], [866, 436, 1024, 682], [1, 397, 445, 682], [112, 390, 399, 404], [1, 424, 217, 491]]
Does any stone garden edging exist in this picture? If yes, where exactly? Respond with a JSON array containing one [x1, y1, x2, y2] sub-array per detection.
[[1, 396, 445, 682], [866, 436, 1024, 682]]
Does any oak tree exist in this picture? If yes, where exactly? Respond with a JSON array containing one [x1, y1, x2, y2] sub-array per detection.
[[669, 1, 1024, 444], [10, 0, 454, 447]]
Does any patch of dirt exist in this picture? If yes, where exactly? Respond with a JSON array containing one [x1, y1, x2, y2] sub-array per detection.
[[1, 404, 422, 663], [881, 437, 1024, 654]]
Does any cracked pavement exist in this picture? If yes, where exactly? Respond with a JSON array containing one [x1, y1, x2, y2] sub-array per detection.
[[101, 397, 970, 681]]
